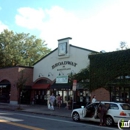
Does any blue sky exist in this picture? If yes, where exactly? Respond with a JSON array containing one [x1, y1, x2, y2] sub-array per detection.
[[0, 0, 130, 52]]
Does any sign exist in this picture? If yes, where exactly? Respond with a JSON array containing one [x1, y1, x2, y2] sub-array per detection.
[[56, 76, 68, 83], [73, 80, 77, 91], [118, 119, 130, 130]]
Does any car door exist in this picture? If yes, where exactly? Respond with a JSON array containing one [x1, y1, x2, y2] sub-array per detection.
[[84, 103, 99, 121]]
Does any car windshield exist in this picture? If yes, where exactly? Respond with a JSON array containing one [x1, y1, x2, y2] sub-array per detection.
[[120, 103, 130, 110]]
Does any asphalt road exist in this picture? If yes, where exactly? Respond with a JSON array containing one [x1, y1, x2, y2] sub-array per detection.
[[0, 110, 119, 130]]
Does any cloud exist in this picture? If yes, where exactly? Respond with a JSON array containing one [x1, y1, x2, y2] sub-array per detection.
[[15, 7, 45, 29], [0, 21, 9, 32], [15, 1, 130, 52]]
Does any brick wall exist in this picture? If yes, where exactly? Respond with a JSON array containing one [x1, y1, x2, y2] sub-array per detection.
[[0, 66, 33, 104], [91, 87, 110, 102]]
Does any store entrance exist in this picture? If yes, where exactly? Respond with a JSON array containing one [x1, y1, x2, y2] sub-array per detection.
[[33, 90, 47, 105], [20, 89, 31, 104], [0, 80, 11, 103]]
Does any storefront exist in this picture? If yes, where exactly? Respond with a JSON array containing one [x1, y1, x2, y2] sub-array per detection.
[[109, 84, 130, 103], [0, 80, 11, 103], [31, 79, 51, 105], [33, 37, 97, 105], [20, 85, 31, 104], [50, 82, 72, 107]]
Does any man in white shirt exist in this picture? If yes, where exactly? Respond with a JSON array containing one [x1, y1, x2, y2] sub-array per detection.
[[92, 95, 96, 103], [49, 93, 56, 110]]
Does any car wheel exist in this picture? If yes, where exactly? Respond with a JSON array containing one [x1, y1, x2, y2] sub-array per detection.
[[72, 112, 80, 122], [106, 116, 114, 126]]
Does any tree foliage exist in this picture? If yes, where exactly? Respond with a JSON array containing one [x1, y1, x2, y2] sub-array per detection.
[[68, 66, 90, 89], [0, 29, 51, 67], [89, 49, 130, 90]]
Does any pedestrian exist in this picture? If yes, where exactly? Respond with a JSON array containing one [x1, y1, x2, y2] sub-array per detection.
[[56, 94, 62, 108], [97, 103, 108, 126], [92, 95, 96, 103], [47, 94, 50, 109], [86, 94, 90, 106], [49, 93, 56, 110]]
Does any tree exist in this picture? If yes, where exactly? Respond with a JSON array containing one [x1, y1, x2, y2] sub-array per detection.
[[68, 66, 90, 89], [120, 41, 126, 50], [89, 49, 130, 90], [0, 29, 51, 67], [16, 70, 27, 109]]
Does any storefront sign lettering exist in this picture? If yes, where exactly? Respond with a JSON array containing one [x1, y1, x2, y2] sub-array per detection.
[[52, 61, 77, 69]]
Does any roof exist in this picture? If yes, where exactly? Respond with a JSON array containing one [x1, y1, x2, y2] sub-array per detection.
[[33, 44, 98, 65], [0, 66, 33, 70], [58, 37, 72, 41]]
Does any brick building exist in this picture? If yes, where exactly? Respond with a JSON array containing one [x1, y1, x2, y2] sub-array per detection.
[[0, 66, 33, 104]]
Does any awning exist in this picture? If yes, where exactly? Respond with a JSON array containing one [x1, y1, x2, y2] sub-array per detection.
[[32, 84, 50, 89], [50, 83, 72, 89]]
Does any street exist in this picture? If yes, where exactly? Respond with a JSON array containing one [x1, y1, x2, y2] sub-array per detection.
[[0, 110, 118, 130]]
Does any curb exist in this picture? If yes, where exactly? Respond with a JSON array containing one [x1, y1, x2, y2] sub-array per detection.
[[0, 107, 71, 118]]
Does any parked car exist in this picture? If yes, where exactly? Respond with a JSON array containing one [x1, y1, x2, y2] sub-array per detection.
[[71, 101, 130, 126]]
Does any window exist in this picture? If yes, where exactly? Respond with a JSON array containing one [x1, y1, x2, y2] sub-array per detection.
[[87, 103, 99, 109], [120, 104, 130, 110], [109, 103, 119, 110]]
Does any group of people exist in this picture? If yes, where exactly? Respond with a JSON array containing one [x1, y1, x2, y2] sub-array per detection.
[[48, 93, 62, 110], [91, 95, 109, 126]]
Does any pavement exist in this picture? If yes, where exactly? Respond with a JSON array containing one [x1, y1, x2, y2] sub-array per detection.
[[0, 103, 72, 118]]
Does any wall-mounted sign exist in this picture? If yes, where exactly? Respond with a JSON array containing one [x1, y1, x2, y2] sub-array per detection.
[[56, 76, 68, 84], [52, 61, 77, 69]]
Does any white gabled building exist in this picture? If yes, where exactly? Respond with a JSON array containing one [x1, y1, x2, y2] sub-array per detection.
[[32, 37, 97, 106]]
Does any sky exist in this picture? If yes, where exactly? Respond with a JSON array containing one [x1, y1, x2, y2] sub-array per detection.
[[0, 0, 130, 52]]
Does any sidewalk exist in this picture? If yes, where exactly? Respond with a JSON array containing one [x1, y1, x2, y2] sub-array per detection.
[[0, 103, 72, 118]]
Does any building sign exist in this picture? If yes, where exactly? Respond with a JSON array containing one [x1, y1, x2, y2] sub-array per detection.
[[73, 80, 77, 91], [52, 61, 77, 69], [56, 76, 68, 84]]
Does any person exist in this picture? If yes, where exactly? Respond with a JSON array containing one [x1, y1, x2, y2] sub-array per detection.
[[49, 93, 56, 110], [47, 94, 50, 109], [86, 94, 90, 106], [56, 94, 62, 108], [97, 103, 108, 126], [92, 95, 96, 103], [65, 95, 70, 109]]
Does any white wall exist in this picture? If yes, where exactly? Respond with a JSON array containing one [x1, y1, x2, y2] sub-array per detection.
[[33, 45, 95, 82]]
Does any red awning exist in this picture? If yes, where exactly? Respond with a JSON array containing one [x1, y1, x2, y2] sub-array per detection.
[[32, 84, 50, 89]]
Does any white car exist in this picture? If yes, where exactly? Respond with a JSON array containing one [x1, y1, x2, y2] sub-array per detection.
[[71, 101, 130, 126]]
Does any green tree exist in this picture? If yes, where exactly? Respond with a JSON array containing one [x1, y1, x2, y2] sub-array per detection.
[[68, 66, 90, 89], [0, 29, 51, 67], [16, 70, 27, 109]]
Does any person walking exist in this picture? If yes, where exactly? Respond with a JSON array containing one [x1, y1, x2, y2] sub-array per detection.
[[92, 95, 96, 103], [56, 94, 62, 108], [49, 93, 56, 110]]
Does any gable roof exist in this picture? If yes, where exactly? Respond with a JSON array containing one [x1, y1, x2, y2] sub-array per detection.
[[33, 44, 98, 65]]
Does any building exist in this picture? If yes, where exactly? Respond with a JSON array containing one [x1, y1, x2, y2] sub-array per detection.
[[89, 49, 130, 103], [32, 37, 97, 106], [0, 37, 99, 106], [0, 66, 33, 104]]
